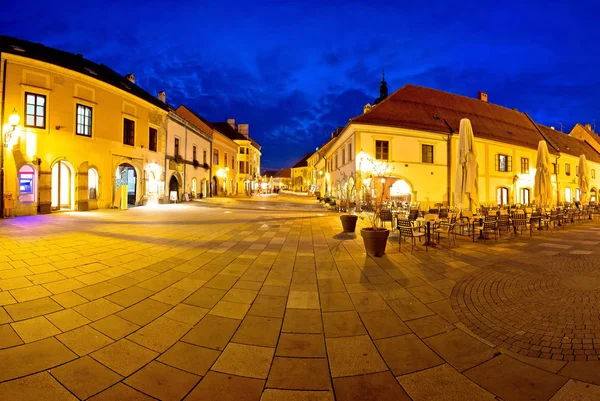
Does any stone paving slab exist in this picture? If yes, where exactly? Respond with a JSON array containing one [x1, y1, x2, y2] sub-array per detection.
[[3, 202, 600, 399]]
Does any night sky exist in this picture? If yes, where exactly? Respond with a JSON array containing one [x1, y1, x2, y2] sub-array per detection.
[[2, 1, 599, 170]]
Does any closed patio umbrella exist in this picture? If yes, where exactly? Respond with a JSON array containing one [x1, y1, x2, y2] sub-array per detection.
[[578, 154, 590, 204], [454, 118, 479, 212], [534, 140, 553, 207]]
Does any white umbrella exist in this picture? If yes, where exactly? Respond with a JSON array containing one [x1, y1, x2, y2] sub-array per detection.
[[454, 118, 479, 212], [578, 154, 590, 204], [534, 140, 553, 207]]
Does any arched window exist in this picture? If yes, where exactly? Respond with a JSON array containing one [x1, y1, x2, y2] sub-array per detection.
[[591, 188, 597, 203], [565, 187, 572, 203], [18, 164, 36, 203], [520, 188, 530, 205], [497, 187, 509, 205], [576, 188, 581, 202], [191, 178, 197, 196], [88, 168, 98, 200]]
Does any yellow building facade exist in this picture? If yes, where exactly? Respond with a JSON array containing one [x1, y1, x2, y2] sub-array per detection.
[[1, 38, 168, 216], [316, 84, 600, 208]]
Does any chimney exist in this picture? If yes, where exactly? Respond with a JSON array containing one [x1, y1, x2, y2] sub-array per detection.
[[238, 123, 249, 138], [125, 73, 135, 84], [227, 118, 235, 129], [363, 103, 372, 114], [586, 124, 593, 132], [478, 91, 488, 102], [158, 91, 166, 103]]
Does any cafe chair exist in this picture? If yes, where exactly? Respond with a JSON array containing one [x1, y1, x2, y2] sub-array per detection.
[[398, 219, 426, 253]]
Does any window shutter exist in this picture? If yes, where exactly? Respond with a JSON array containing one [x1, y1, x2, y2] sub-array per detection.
[[495, 155, 499, 171], [508, 156, 512, 172]]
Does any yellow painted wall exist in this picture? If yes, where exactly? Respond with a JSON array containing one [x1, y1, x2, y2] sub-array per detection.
[[1, 54, 167, 216]]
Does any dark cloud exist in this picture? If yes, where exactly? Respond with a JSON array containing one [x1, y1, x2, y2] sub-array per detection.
[[3, 0, 599, 169]]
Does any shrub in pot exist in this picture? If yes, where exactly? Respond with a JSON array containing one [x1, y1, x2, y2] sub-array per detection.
[[340, 172, 358, 233], [360, 161, 393, 257]]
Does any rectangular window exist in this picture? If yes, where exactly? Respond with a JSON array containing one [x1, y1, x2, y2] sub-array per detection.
[[25, 92, 46, 128], [224, 153, 228, 168], [497, 187, 509, 205], [348, 143, 352, 161], [174, 138, 180, 156], [552, 163, 559, 174], [149, 128, 157, 152], [375, 140, 389, 160], [422, 144, 434, 163], [592, 169, 596, 179], [565, 163, 571, 176], [520, 157, 529, 174], [335, 153, 339, 169], [193, 146, 197, 161], [123, 118, 135, 146], [213, 149, 219, 165], [203, 150, 207, 164], [520, 188, 530, 205], [496, 154, 512, 172], [231, 157, 234, 170], [246, 161, 249, 173], [342, 149, 346, 165], [239, 161, 244, 173], [76, 104, 92, 137]]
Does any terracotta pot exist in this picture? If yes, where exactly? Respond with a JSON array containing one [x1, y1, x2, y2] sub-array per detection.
[[361, 228, 390, 257], [340, 215, 358, 233]]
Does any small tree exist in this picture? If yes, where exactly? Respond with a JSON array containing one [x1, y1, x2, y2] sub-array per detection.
[[340, 172, 357, 214], [361, 159, 394, 230]]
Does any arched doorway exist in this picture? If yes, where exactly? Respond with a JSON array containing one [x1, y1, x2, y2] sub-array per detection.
[[116, 163, 137, 206], [390, 179, 412, 204], [201, 179, 207, 198], [191, 178, 197, 197], [169, 175, 180, 202], [51, 160, 74, 210], [212, 176, 218, 196]]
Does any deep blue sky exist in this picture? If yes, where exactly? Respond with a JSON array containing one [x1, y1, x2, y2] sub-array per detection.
[[3, 1, 599, 170]]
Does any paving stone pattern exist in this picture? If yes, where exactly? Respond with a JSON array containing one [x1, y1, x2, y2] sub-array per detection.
[[1, 200, 600, 400]]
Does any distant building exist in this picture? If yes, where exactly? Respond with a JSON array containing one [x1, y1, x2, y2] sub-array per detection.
[[213, 119, 261, 194], [273, 168, 291, 190], [291, 152, 313, 192]]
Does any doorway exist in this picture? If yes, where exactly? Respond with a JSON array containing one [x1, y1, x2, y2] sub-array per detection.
[[116, 164, 137, 206], [169, 175, 179, 202], [51, 160, 73, 210]]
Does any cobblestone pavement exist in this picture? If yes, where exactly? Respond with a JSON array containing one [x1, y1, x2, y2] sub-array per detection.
[[2, 201, 600, 400]]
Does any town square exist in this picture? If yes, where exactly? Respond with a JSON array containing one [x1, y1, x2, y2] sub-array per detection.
[[3, 0, 600, 400]]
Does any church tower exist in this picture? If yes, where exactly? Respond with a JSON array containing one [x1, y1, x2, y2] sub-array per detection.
[[374, 70, 388, 104]]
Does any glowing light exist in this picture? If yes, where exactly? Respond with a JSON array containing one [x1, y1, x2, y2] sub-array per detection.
[[381, 178, 386, 184], [8, 109, 20, 127]]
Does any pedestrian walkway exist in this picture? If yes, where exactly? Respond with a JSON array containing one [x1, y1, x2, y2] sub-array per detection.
[[0, 204, 599, 400]]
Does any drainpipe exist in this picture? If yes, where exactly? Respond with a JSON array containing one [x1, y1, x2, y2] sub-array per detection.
[[209, 134, 213, 197], [183, 125, 187, 200], [0, 59, 7, 218], [164, 117, 168, 203], [555, 154, 561, 206], [441, 118, 454, 208]]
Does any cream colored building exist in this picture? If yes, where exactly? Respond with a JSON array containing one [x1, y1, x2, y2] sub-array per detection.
[[320, 84, 600, 208], [1, 35, 168, 216], [175, 106, 238, 196], [163, 97, 212, 201], [291, 152, 312, 192], [213, 119, 261, 194]]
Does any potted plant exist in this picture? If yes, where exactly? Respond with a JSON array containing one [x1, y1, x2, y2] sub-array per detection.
[[340, 173, 358, 232], [360, 160, 393, 257]]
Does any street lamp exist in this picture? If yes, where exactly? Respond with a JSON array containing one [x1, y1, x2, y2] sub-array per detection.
[[1, 109, 21, 219]]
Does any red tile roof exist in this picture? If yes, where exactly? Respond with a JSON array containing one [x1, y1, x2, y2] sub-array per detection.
[[274, 168, 291, 178], [292, 152, 313, 168], [351, 84, 547, 151], [539, 125, 600, 164]]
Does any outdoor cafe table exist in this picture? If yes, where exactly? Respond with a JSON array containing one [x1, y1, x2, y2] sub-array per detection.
[[415, 217, 438, 246]]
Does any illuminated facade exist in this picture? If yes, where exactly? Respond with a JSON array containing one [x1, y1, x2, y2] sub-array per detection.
[[290, 152, 312, 192], [213, 120, 261, 194], [175, 106, 238, 196], [316, 84, 600, 208], [163, 99, 212, 201], [1, 36, 168, 216]]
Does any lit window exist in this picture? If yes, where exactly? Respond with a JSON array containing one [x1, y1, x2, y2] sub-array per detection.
[[76, 104, 92, 136], [25, 92, 46, 128], [565, 163, 571, 176], [88, 168, 98, 200], [576, 188, 581, 202], [520, 188, 530, 204], [565, 187, 572, 202], [497, 187, 508, 205], [497, 154, 512, 172], [521, 158, 529, 174]]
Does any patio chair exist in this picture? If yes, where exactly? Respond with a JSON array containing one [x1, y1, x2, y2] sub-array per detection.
[[433, 215, 457, 247], [497, 214, 511, 237], [380, 209, 393, 229], [548, 211, 560, 230], [408, 209, 419, 222], [513, 215, 530, 236], [480, 219, 499, 241], [398, 219, 426, 253]]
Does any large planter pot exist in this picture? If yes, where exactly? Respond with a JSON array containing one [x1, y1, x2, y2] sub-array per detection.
[[340, 215, 358, 233], [361, 228, 390, 257]]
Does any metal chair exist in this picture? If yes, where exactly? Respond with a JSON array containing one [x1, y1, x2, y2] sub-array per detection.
[[481, 219, 499, 241], [434, 216, 457, 246], [398, 219, 426, 253], [380, 209, 393, 229]]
